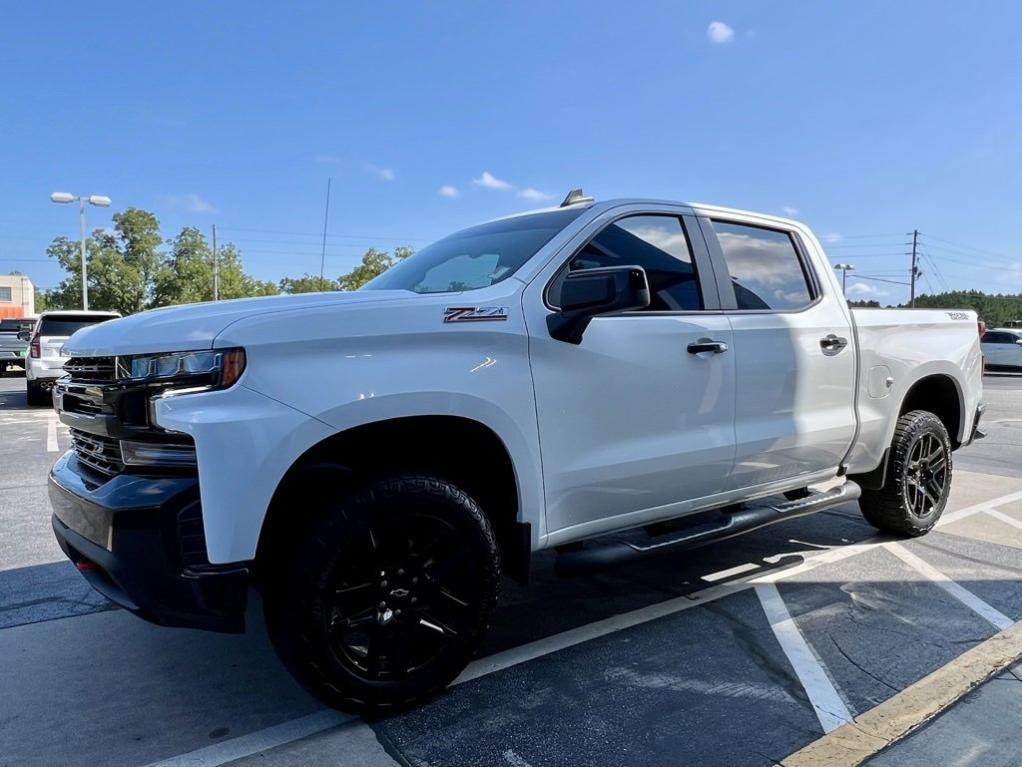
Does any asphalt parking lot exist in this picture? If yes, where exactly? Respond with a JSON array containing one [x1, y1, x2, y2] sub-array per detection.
[[1, 370, 1021, 767]]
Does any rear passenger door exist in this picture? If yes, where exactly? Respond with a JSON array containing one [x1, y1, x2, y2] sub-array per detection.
[[700, 217, 856, 490]]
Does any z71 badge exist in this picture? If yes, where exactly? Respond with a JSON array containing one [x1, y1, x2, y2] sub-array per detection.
[[443, 306, 508, 323]]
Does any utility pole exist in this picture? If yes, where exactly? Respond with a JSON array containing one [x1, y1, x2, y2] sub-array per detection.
[[212, 223, 219, 301], [319, 178, 332, 281], [909, 229, 919, 307]]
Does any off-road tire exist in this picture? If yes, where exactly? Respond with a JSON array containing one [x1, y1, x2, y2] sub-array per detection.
[[26, 380, 48, 406], [263, 474, 501, 715], [858, 410, 952, 536]]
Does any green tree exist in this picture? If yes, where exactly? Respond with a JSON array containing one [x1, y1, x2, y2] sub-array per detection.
[[905, 291, 1022, 327], [43, 209, 278, 313], [337, 246, 413, 291], [44, 208, 163, 314], [279, 274, 341, 294]]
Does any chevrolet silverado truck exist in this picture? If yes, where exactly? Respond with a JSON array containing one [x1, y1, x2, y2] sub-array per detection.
[[48, 193, 984, 713]]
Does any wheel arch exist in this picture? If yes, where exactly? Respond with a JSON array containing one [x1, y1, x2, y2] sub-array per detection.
[[256, 414, 531, 583], [898, 372, 964, 448]]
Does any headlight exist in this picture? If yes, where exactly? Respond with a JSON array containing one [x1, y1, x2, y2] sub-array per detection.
[[115, 348, 246, 389]]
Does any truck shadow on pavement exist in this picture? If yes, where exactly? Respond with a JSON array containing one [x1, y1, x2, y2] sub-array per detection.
[[1, 505, 890, 766]]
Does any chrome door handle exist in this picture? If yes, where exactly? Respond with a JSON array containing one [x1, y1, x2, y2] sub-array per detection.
[[820, 334, 849, 355], [687, 339, 729, 355]]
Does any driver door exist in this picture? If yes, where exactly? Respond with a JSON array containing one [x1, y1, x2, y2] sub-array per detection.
[[524, 209, 737, 543]]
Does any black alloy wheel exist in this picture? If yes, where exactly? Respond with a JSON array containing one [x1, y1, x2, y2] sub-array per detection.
[[264, 474, 501, 713]]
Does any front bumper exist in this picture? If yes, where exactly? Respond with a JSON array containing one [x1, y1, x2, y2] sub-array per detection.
[[49, 452, 249, 633]]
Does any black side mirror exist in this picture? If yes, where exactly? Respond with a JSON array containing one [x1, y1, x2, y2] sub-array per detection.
[[547, 265, 650, 344]]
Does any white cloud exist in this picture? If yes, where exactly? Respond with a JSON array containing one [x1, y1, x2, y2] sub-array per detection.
[[821, 233, 844, 244], [782, 206, 799, 216], [472, 171, 511, 190], [165, 193, 218, 215], [367, 163, 395, 181], [707, 21, 735, 44], [846, 281, 888, 297], [438, 185, 460, 198], [518, 187, 552, 202], [315, 154, 342, 165]]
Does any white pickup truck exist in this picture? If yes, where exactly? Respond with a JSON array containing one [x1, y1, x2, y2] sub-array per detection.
[[49, 193, 984, 713]]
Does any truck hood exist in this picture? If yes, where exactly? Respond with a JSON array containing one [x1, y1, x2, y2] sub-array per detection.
[[64, 290, 412, 357]]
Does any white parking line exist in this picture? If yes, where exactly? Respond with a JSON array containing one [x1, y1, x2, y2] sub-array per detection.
[[756, 583, 852, 733], [985, 508, 1022, 532], [144, 710, 357, 767], [884, 542, 1014, 630], [142, 486, 1022, 767], [46, 410, 58, 452]]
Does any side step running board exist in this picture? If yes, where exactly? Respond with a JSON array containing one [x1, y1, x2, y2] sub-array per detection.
[[555, 481, 862, 576]]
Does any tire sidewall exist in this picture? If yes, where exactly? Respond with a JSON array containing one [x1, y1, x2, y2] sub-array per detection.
[[886, 411, 953, 533]]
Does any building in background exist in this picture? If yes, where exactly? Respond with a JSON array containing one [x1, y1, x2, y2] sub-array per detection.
[[0, 275, 35, 318]]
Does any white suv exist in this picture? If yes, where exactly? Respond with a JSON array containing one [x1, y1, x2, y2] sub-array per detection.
[[25, 310, 120, 405]]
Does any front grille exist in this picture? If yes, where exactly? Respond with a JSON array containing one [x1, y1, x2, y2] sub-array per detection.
[[62, 392, 104, 415], [69, 428, 124, 476], [64, 356, 116, 383]]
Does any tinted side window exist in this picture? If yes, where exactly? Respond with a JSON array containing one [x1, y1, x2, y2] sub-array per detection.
[[983, 332, 1015, 344], [712, 221, 814, 311], [550, 215, 703, 311]]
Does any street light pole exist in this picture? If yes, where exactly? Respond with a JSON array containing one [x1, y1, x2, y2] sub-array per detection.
[[833, 263, 856, 295], [78, 197, 88, 310], [51, 192, 112, 311]]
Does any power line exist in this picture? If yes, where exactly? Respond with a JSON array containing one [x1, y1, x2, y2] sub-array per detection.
[[921, 234, 1019, 264], [853, 275, 912, 286]]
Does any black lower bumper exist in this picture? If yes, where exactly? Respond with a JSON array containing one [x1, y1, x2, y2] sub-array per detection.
[[49, 453, 249, 633]]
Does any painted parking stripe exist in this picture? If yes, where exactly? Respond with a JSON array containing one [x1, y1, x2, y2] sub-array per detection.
[[756, 583, 852, 733], [884, 542, 1014, 630], [143, 710, 372, 767], [782, 619, 1022, 767], [46, 409, 58, 452], [986, 507, 1022, 531]]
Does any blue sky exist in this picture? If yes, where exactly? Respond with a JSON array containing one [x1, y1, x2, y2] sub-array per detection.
[[2, 1, 1020, 304]]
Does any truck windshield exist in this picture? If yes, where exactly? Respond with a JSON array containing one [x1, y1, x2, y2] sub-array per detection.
[[363, 208, 585, 294]]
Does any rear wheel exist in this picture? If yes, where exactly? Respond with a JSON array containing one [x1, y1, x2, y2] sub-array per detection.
[[264, 474, 501, 714], [26, 379, 48, 406], [858, 410, 952, 536]]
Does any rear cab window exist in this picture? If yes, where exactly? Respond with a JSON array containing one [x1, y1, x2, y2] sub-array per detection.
[[38, 314, 118, 337], [710, 220, 816, 311], [0, 319, 35, 333]]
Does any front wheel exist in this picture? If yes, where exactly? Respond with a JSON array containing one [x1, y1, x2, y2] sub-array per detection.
[[264, 474, 501, 714], [858, 410, 952, 536]]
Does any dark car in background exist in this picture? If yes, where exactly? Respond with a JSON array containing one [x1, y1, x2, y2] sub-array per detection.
[[0, 317, 36, 375]]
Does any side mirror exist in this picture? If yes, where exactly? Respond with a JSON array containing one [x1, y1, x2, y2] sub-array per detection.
[[1016, 339, 1022, 346], [17, 331, 30, 342], [547, 265, 651, 344]]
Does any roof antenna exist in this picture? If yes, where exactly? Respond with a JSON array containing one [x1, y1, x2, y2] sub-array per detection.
[[560, 188, 594, 207]]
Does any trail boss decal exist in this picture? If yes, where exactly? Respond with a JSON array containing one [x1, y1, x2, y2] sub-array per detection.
[[945, 312, 969, 320], [443, 306, 508, 323]]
